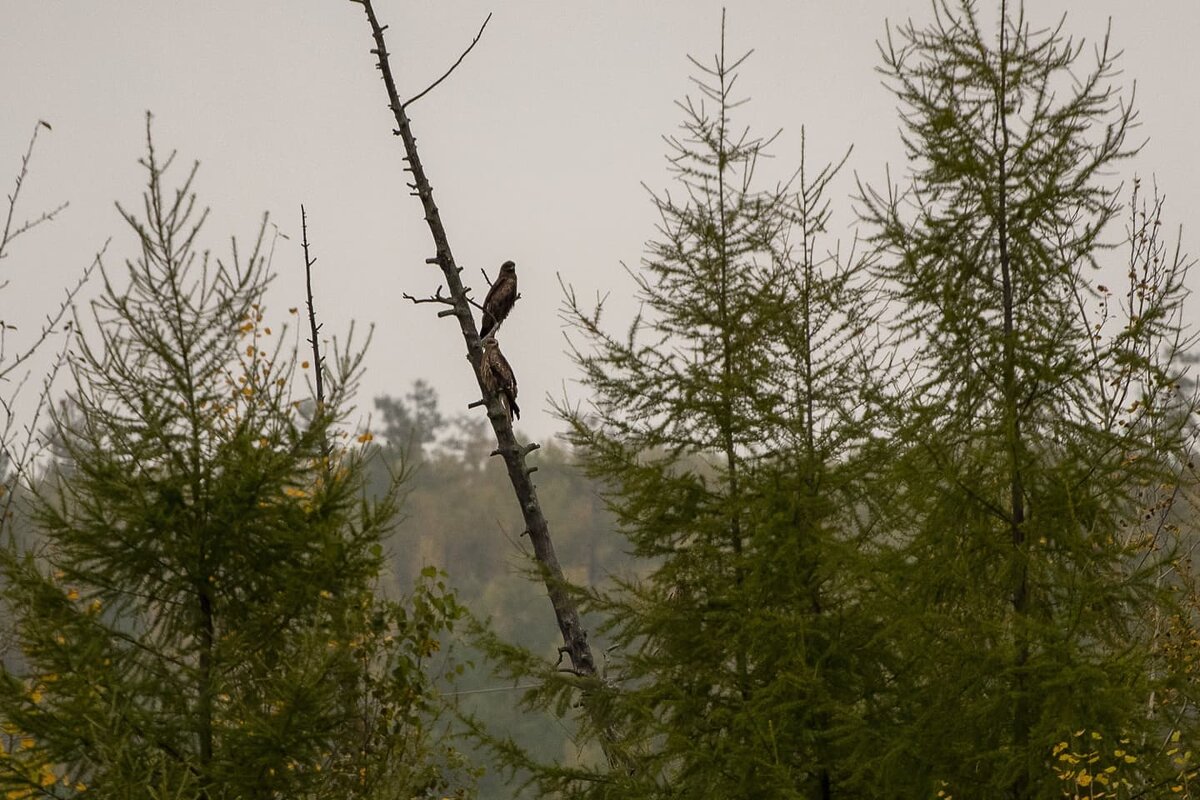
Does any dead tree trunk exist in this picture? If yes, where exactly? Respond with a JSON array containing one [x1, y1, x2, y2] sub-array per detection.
[[352, 0, 619, 747]]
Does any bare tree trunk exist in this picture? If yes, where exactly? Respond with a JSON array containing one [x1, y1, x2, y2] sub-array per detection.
[[352, 0, 628, 768]]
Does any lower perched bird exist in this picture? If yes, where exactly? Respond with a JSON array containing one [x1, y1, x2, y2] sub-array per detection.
[[479, 260, 517, 338], [480, 337, 520, 421]]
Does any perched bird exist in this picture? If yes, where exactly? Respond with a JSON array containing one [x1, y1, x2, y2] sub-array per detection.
[[479, 260, 518, 338], [480, 337, 520, 422]]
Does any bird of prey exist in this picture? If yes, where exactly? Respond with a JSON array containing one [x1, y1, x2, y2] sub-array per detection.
[[480, 337, 520, 422], [479, 260, 518, 338]]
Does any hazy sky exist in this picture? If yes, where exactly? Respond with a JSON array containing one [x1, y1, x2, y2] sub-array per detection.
[[3, 2, 1199, 443]]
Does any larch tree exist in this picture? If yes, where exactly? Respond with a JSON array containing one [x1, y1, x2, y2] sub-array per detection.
[[0, 124, 470, 800], [857, 1, 1199, 796], [504, 16, 883, 799]]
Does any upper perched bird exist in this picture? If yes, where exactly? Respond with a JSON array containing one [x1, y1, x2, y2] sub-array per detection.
[[479, 260, 517, 338], [480, 337, 520, 422]]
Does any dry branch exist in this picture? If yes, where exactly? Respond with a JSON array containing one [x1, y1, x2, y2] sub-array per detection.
[[1, 123, 98, 535], [403, 13, 493, 110], [352, 0, 629, 768], [300, 205, 326, 410]]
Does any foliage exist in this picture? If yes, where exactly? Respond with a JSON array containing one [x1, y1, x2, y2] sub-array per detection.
[[4, 5, 1200, 800], [0, 123, 470, 799], [856, 1, 1200, 796], [468, 15, 882, 799]]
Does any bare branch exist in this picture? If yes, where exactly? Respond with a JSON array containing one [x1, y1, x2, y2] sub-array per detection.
[[1, 122, 68, 263], [300, 205, 326, 411], [401, 285, 454, 305], [0, 244, 99, 383], [402, 13, 493, 110]]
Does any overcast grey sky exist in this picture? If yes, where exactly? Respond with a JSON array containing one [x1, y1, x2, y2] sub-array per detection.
[[3, 2, 1199, 442]]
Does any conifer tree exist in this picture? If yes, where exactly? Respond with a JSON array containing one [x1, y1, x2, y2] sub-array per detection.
[[858, 2, 1198, 796], [515, 17, 880, 799], [0, 125, 469, 799]]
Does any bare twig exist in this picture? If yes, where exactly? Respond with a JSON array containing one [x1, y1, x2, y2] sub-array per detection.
[[402, 13, 493, 110], [1, 122, 68, 264], [401, 286, 454, 305], [1, 123, 98, 540], [0, 246, 98, 382]]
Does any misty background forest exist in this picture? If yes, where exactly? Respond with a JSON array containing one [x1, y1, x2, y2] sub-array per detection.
[[3, 1, 1200, 799]]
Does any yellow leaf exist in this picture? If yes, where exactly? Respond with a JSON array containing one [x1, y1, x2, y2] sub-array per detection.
[[356, 431, 374, 443]]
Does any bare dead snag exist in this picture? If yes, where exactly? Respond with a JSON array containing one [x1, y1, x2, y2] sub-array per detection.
[[300, 205, 326, 411], [351, 5, 629, 765], [299, 206, 336, 471]]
